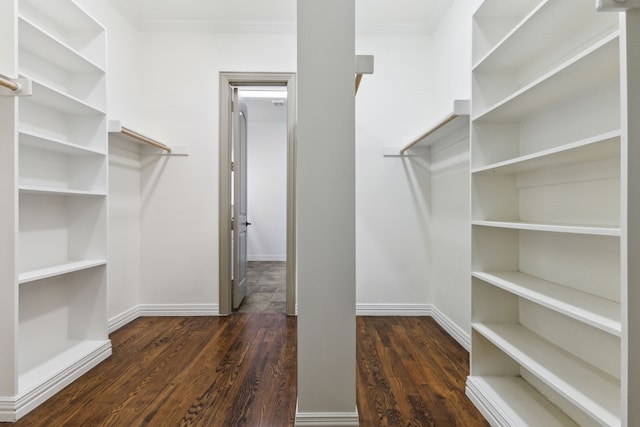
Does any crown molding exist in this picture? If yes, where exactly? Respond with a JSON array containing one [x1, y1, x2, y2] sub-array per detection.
[[139, 19, 296, 33], [108, 0, 144, 30]]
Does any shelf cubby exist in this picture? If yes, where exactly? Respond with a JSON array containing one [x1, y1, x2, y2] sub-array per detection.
[[18, 16, 106, 111], [18, 267, 109, 392], [472, 322, 620, 426], [19, 92, 106, 152], [473, 0, 618, 91], [472, 271, 620, 336], [19, 133, 106, 194], [466, 376, 580, 426], [18, 192, 106, 275], [18, 0, 106, 69], [473, 32, 619, 121], [472, 0, 541, 65]]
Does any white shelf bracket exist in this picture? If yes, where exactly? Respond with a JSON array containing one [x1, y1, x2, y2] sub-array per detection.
[[597, 0, 640, 10], [355, 55, 374, 94], [0, 75, 32, 97]]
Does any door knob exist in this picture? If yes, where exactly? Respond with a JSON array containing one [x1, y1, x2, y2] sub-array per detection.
[[244, 221, 252, 226]]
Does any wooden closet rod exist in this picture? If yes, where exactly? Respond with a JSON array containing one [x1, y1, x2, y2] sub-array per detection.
[[355, 74, 363, 94], [400, 113, 457, 154], [0, 76, 20, 92], [121, 127, 172, 152]]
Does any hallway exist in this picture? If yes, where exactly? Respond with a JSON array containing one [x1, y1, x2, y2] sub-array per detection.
[[237, 261, 287, 313]]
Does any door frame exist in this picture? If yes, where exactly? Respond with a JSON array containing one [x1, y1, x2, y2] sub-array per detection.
[[218, 72, 296, 316]]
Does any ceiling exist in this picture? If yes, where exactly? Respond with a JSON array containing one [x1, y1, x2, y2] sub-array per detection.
[[109, 0, 452, 33]]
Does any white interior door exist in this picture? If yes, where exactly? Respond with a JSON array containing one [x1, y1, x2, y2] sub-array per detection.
[[232, 88, 249, 309]]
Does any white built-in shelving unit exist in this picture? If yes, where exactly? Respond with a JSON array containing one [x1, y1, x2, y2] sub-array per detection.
[[0, 0, 110, 421], [467, 1, 639, 426]]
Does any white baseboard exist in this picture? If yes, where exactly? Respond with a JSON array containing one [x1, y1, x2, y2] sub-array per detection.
[[247, 255, 286, 261], [465, 377, 507, 427], [356, 303, 432, 316], [108, 304, 219, 333], [431, 306, 470, 351], [138, 303, 218, 317], [0, 341, 112, 422], [108, 305, 140, 333], [295, 407, 359, 426]]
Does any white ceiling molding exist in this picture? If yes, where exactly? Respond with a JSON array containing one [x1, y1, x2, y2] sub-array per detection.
[[139, 20, 296, 33], [108, 0, 144, 30], [355, 23, 430, 36], [107, 0, 453, 35]]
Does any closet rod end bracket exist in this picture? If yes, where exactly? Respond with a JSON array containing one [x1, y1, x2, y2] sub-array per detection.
[[0, 76, 32, 97], [597, 0, 640, 11]]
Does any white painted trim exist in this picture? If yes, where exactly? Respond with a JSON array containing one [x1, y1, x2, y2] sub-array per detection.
[[295, 408, 359, 426], [465, 377, 509, 427], [355, 303, 432, 316], [431, 306, 471, 351], [0, 397, 17, 422], [108, 305, 140, 333], [140, 20, 296, 33], [0, 342, 112, 422], [247, 255, 286, 262], [138, 304, 218, 317]]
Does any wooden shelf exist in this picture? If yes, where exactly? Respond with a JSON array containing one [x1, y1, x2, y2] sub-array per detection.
[[471, 130, 620, 175], [19, 260, 106, 284], [472, 220, 621, 236], [473, 323, 620, 426], [466, 376, 579, 426], [472, 271, 621, 335], [474, 32, 619, 122]]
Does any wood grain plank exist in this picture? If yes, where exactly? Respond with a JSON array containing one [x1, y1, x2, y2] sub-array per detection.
[[2, 314, 486, 426]]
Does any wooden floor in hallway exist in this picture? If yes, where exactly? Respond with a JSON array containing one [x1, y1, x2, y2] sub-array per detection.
[[2, 314, 488, 426]]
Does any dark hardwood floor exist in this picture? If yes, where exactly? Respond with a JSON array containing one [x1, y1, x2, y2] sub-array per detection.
[[3, 315, 487, 426]]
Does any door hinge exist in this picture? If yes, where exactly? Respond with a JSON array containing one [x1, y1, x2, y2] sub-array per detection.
[[231, 161, 235, 172], [231, 219, 235, 230]]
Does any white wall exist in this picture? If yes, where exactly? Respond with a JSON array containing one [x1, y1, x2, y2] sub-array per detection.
[[74, 0, 144, 325], [71, 2, 465, 321], [355, 32, 434, 312], [427, 0, 483, 343], [431, 0, 482, 116], [114, 25, 435, 312], [136, 30, 296, 309], [246, 121, 287, 261]]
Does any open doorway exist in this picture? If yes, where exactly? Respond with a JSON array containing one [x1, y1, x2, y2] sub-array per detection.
[[218, 72, 296, 316]]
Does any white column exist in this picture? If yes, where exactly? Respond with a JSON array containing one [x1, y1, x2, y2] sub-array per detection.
[[621, 8, 640, 427], [295, 0, 358, 425], [0, 0, 18, 407]]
